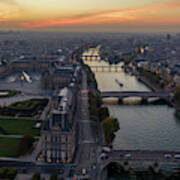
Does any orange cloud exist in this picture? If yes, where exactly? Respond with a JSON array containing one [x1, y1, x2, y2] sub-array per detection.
[[21, 2, 180, 29], [0, 1, 22, 23], [0, 1, 179, 30], [22, 13, 134, 28]]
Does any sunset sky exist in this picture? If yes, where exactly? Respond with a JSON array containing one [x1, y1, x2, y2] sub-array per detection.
[[0, 0, 180, 32]]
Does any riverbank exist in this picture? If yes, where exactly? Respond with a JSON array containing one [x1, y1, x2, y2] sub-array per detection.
[[127, 66, 176, 108], [136, 76, 157, 92], [124, 64, 168, 91], [83, 63, 120, 145]]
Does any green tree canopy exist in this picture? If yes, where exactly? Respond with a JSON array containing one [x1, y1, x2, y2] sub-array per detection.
[[31, 173, 41, 180], [50, 174, 57, 180], [102, 117, 120, 145], [174, 86, 180, 105]]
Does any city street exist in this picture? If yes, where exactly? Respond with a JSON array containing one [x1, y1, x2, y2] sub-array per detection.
[[75, 69, 99, 179]]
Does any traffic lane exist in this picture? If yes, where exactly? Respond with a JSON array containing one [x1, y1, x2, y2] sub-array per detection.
[[107, 152, 180, 162], [81, 121, 95, 143], [111, 153, 161, 160]]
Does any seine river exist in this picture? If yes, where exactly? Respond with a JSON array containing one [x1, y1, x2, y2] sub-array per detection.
[[84, 61, 180, 151]]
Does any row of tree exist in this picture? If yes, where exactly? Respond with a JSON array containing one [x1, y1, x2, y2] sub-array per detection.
[[137, 67, 165, 89], [31, 173, 61, 180], [0, 167, 18, 180], [174, 86, 180, 105], [88, 92, 120, 145]]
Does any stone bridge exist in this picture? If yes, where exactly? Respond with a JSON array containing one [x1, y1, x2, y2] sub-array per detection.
[[90, 65, 123, 72], [97, 149, 180, 180], [100, 91, 172, 99], [82, 55, 100, 61]]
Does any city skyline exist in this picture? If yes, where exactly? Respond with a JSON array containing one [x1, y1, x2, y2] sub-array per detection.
[[0, 0, 180, 32]]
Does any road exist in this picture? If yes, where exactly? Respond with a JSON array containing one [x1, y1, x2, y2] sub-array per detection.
[[98, 149, 180, 173], [0, 160, 76, 175], [109, 150, 180, 162], [101, 91, 171, 98], [75, 69, 99, 179], [0, 134, 39, 139]]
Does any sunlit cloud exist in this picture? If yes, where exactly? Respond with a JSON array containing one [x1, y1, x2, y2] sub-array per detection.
[[0, 0, 179, 31], [0, 0, 22, 23], [21, 2, 180, 29]]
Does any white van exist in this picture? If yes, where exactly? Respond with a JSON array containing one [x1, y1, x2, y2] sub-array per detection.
[[164, 154, 172, 159], [174, 154, 180, 159], [125, 153, 132, 158], [82, 168, 87, 175]]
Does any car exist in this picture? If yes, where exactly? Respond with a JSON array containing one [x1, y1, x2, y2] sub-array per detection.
[[69, 168, 75, 177], [124, 161, 129, 166], [120, 153, 125, 157], [59, 169, 64, 174], [47, 158, 52, 163], [174, 154, 180, 159], [82, 168, 87, 175], [92, 163, 96, 170], [100, 153, 108, 160], [102, 146, 112, 153], [125, 153, 131, 158], [22, 168, 27, 173], [153, 161, 159, 167], [81, 90, 88, 95], [164, 154, 172, 159]]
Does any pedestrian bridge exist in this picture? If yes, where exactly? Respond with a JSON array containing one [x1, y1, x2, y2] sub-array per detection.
[[100, 91, 171, 99]]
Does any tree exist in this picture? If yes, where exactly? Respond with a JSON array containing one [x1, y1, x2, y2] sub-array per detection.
[[174, 86, 180, 105], [50, 174, 57, 180], [0, 167, 17, 180], [31, 173, 41, 180], [7, 168, 18, 180], [99, 107, 109, 122], [95, 94, 102, 108], [102, 117, 120, 145], [17, 134, 35, 156], [0, 167, 8, 179]]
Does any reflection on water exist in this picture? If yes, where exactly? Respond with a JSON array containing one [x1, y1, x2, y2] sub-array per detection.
[[85, 61, 150, 92], [85, 60, 180, 151]]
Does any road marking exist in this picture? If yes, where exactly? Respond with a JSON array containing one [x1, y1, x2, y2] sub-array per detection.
[[79, 140, 95, 144], [80, 120, 92, 123]]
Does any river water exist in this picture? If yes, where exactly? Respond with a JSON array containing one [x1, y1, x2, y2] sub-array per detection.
[[84, 60, 180, 151]]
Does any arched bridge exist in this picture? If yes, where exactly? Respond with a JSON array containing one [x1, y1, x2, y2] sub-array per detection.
[[100, 91, 172, 99]]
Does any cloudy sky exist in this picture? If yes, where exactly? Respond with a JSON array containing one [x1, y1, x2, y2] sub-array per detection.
[[0, 0, 179, 32]]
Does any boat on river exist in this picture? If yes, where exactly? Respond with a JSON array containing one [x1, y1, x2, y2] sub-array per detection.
[[115, 79, 124, 87]]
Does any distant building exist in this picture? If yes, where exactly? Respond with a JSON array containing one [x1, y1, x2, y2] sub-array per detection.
[[167, 34, 171, 41], [174, 75, 180, 86]]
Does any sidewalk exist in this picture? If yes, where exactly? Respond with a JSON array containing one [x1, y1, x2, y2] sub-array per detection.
[[0, 134, 39, 139]]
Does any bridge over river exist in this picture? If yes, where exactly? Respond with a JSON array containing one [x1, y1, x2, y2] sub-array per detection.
[[97, 149, 180, 180], [100, 91, 173, 99]]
